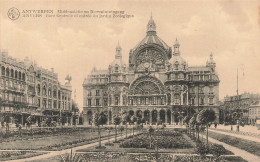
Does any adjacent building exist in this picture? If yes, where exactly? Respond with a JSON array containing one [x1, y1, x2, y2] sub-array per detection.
[[249, 101, 260, 125], [82, 16, 220, 125], [220, 93, 260, 124], [0, 50, 73, 127], [221, 93, 250, 124]]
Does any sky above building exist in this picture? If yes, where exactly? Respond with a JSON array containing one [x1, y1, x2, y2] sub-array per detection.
[[1, 0, 260, 110]]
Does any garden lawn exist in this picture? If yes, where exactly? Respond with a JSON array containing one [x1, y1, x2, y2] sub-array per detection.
[[78, 129, 196, 153], [0, 128, 116, 150], [0, 151, 47, 161], [208, 131, 260, 156]]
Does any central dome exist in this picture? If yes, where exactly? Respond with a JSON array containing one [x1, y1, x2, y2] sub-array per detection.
[[132, 16, 170, 52]]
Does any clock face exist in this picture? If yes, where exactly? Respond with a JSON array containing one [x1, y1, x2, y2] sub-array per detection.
[[144, 62, 150, 68]]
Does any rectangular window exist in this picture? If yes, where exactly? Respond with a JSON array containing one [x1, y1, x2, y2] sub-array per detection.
[[115, 67, 119, 72], [48, 100, 52, 108], [167, 74, 171, 80], [145, 97, 149, 105], [209, 98, 213, 105], [123, 97, 126, 105], [104, 98, 108, 106], [43, 99, 47, 108], [96, 99, 100, 106], [204, 75, 209, 81], [200, 97, 204, 105], [130, 98, 133, 105], [88, 99, 91, 106], [209, 87, 214, 94], [115, 96, 119, 105], [38, 98, 41, 107], [54, 101, 57, 108], [174, 95, 180, 105], [96, 90, 100, 96], [192, 98, 195, 105]]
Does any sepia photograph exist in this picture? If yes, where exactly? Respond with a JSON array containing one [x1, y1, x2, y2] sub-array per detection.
[[0, 0, 260, 161]]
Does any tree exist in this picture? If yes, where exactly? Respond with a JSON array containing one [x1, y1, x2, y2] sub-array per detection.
[[121, 112, 130, 138], [120, 126, 124, 137], [183, 115, 191, 134], [196, 109, 216, 144], [189, 114, 198, 138], [148, 126, 154, 148], [130, 115, 137, 136], [113, 115, 121, 142], [71, 100, 79, 126], [26, 115, 33, 132], [94, 111, 108, 148]]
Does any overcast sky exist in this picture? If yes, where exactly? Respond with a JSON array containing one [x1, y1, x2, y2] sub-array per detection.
[[1, 0, 260, 110]]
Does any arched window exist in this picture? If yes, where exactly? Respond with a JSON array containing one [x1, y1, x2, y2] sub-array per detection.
[[15, 70, 18, 79], [11, 69, 14, 78], [167, 93, 171, 105], [48, 88, 52, 97], [1, 67, 5, 76], [175, 61, 179, 70], [22, 73, 25, 81], [6, 68, 9, 77], [18, 72, 21, 80], [200, 97, 204, 105], [58, 90, 61, 99], [43, 85, 46, 96], [109, 95, 112, 106], [53, 88, 57, 98], [174, 94, 180, 105], [37, 84, 41, 95], [183, 93, 187, 105], [115, 65, 119, 72]]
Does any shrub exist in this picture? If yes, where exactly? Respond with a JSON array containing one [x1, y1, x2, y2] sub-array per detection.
[[195, 142, 209, 157], [210, 144, 227, 157]]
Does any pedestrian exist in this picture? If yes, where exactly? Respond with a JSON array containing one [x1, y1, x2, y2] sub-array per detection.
[[18, 124, 22, 136], [237, 124, 240, 132], [6, 122, 9, 131], [214, 122, 217, 128], [231, 125, 233, 131]]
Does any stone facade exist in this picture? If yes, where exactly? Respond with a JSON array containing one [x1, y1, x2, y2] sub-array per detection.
[[82, 16, 220, 125], [249, 101, 260, 125], [0, 51, 73, 127], [222, 93, 250, 124]]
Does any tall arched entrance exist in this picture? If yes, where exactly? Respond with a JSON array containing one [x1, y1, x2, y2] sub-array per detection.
[[136, 110, 142, 118], [144, 110, 150, 124], [129, 110, 134, 116], [167, 109, 171, 124], [152, 110, 157, 124], [160, 109, 166, 123]]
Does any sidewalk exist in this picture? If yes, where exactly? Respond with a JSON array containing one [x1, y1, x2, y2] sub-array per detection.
[[202, 135, 260, 162], [213, 125, 260, 136], [208, 129, 260, 143]]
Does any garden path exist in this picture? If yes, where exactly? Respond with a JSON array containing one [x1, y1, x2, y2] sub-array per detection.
[[202, 134, 260, 162], [4, 132, 138, 162]]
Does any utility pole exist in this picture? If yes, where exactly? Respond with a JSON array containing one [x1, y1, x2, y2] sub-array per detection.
[[197, 84, 200, 112], [237, 68, 239, 96]]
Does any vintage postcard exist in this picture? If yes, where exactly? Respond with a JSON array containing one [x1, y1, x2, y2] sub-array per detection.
[[0, 0, 260, 161]]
